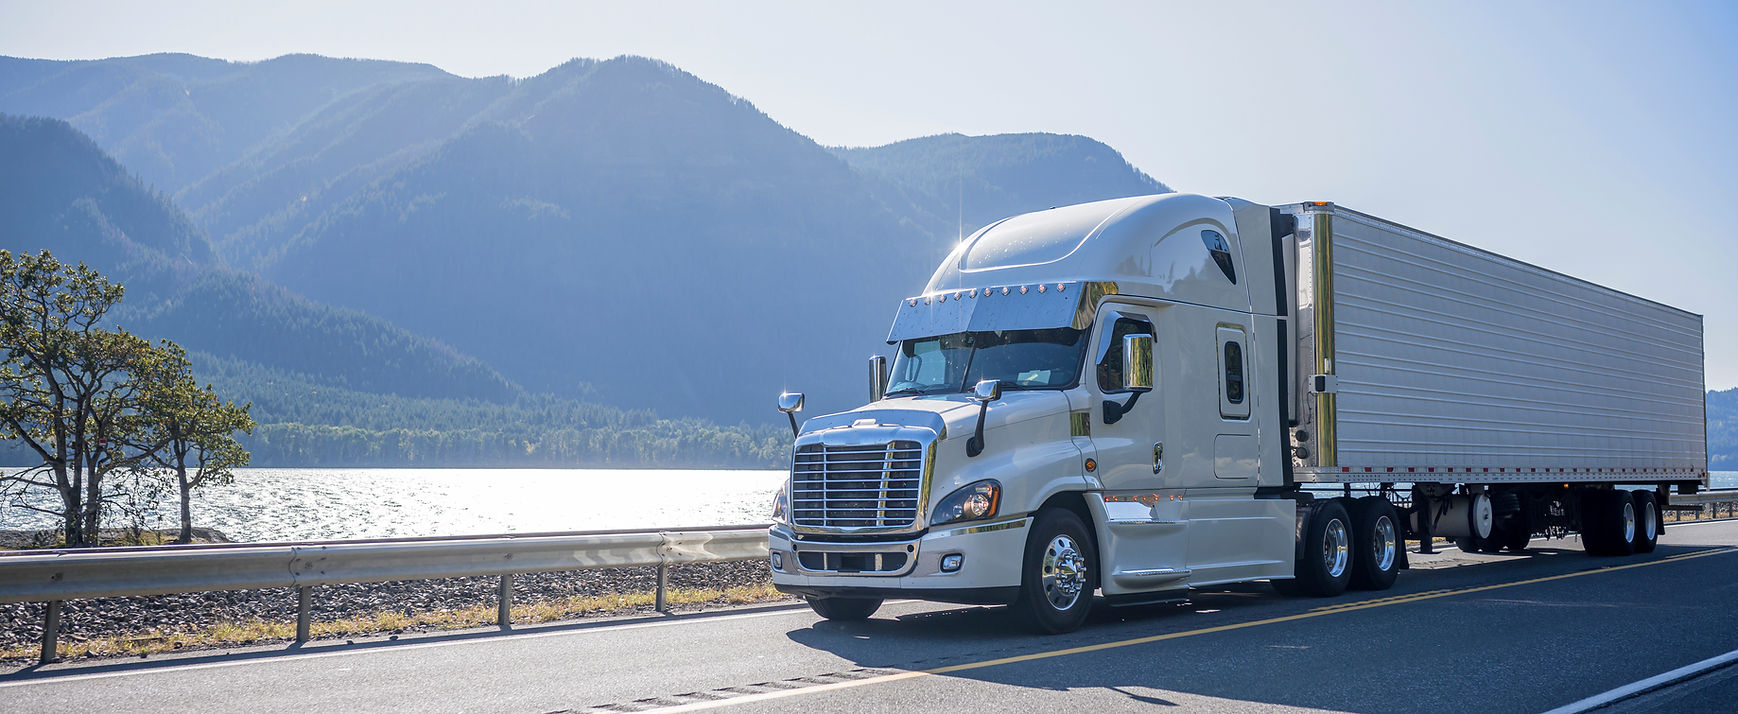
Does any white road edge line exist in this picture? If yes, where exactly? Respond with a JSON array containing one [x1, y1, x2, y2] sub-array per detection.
[[1540, 646, 1738, 714], [0, 602, 831, 688]]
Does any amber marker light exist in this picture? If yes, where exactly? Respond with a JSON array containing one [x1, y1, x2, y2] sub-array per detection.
[[1084, 458, 1097, 472]]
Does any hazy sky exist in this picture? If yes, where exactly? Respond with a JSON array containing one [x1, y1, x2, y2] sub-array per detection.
[[4, 0, 1736, 388]]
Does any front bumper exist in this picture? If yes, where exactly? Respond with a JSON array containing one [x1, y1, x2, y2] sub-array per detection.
[[768, 516, 1031, 605]]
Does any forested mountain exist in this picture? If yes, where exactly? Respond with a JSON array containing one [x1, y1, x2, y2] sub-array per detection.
[[0, 54, 447, 194], [1, 53, 1173, 423], [0, 114, 512, 401], [0, 113, 787, 467]]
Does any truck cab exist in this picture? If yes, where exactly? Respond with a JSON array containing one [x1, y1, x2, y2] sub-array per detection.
[[768, 193, 1307, 632]]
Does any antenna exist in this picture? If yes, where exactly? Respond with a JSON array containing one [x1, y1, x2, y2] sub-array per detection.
[[957, 164, 964, 242]]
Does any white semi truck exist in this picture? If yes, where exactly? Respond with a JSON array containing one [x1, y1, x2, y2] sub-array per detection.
[[768, 193, 1707, 633]]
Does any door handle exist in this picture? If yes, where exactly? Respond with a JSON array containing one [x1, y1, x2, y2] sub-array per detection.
[[1153, 442, 1164, 474]]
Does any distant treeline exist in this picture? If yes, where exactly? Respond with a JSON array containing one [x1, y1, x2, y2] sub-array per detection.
[[196, 353, 791, 468]]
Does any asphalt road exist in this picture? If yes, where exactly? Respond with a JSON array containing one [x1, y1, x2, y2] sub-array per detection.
[[3, 520, 1736, 714]]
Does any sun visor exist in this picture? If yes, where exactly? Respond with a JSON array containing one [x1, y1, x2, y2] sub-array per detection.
[[885, 281, 1117, 343]]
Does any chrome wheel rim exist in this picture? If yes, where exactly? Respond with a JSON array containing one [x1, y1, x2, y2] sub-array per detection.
[[1324, 518, 1350, 578], [1041, 534, 1087, 611], [1373, 515, 1397, 572], [1621, 501, 1636, 543], [1642, 500, 1657, 541]]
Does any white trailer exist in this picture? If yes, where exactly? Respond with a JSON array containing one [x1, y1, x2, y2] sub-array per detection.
[[768, 193, 1707, 633]]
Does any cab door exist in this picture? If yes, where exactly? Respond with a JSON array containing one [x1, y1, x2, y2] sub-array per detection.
[[1087, 305, 1165, 492], [1083, 302, 1189, 597]]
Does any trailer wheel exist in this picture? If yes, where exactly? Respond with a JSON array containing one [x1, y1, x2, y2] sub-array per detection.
[[1011, 508, 1096, 633], [1500, 524, 1531, 552], [1631, 491, 1659, 554], [806, 596, 883, 621], [1286, 500, 1354, 597], [1500, 501, 1533, 552], [1349, 497, 1400, 590], [1582, 490, 1635, 557]]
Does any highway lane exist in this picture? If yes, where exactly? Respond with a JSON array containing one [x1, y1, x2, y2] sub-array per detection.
[[3, 519, 1736, 713]]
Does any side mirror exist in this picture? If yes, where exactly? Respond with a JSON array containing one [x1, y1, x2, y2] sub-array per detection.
[[966, 379, 1001, 458], [972, 379, 1002, 403], [777, 391, 804, 437], [1121, 334, 1154, 392], [868, 355, 888, 402]]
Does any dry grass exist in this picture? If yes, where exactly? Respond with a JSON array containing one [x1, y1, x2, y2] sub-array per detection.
[[2, 582, 789, 662]]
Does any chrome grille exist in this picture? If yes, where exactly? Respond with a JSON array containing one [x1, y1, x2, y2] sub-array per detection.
[[791, 440, 924, 529]]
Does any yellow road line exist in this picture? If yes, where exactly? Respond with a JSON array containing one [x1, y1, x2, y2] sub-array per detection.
[[645, 547, 1736, 712]]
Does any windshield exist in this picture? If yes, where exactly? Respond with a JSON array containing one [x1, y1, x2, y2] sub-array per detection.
[[887, 328, 1088, 396]]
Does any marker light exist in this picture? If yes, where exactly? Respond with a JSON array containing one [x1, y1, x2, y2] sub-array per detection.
[[1037, 284, 1046, 293], [1002, 287, 1010, 295]]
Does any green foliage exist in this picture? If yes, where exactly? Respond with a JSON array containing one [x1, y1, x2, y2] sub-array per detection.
[[120, 341, 256, 542], [0, 249, 217, 546]]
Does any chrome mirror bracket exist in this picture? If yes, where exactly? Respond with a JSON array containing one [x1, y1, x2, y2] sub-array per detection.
[[966, 379, 1001, 457]]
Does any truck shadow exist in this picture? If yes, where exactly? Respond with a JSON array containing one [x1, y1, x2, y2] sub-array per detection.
[[782, 543, 1730, 712]]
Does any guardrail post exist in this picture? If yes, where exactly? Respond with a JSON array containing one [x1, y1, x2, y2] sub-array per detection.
[[39, 600, 62, 664], [497, 574, 513, 629], [296, 586, 312, 643], [655, 562, 669, 613], [655, 531, 672, 613]]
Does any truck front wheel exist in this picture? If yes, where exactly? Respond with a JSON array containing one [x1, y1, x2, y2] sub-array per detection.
[[806, 596, 883, 621], [1011, 508, 1097, 634]]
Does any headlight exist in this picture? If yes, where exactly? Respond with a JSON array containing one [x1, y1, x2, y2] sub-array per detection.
[[932, 479, 1001, 526], [771, 485, 789, 523]]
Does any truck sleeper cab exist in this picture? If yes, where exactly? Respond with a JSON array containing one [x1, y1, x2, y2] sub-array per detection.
[[768, 193, 1708, 634]]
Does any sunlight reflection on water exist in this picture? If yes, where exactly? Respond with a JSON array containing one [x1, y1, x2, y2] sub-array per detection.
[[2, 468, 787, 542]]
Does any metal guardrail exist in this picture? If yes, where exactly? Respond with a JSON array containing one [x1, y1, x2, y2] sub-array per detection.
[[3, 487, 1735, 666], [0, 524, 772, 664], [1670, 489, 1738, 506]]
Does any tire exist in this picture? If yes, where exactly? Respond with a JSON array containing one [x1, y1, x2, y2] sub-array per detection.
[[1583, 490, 1636, 557], [1631, 491, 1659, 554], [1288, 500, 1354, 597], [806, 596, 882, 621], [1500, 499, 1533, 552], [1451, 537, 1478, 554], [1011, 508, 1097, 634], [1349, 497, 1400, 590], [1579, 490, 1610, 556]]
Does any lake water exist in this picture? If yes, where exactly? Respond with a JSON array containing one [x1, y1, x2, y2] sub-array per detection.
[[0, 468, 787, 542], [2, 468, 1733, 543]]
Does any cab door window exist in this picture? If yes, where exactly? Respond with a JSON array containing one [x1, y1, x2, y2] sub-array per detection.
[[1097, 316, 1154, 392]]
